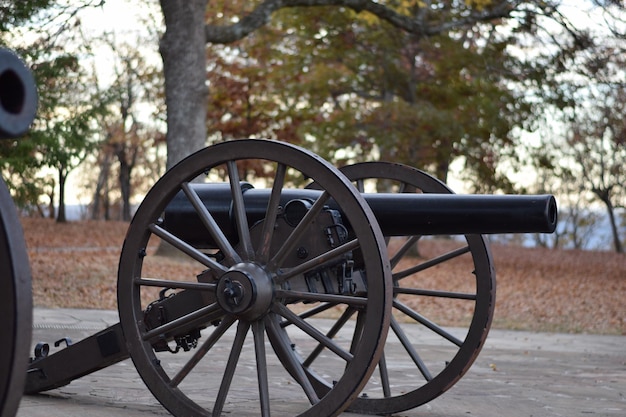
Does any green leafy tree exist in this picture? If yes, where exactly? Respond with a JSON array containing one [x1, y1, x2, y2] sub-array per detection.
[[0, 138, 41, 211], [0, 1, 55, 33], [1, 0, 109, 219], [28, 54, 103, 222], [161, 1, 621, 192], [204, 5, 529, 189], [0, 0, 56, 211], [0, 54, 102, 221], [160, 0, 540, 171]]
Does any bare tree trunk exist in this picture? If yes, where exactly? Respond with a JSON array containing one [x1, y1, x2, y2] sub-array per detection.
[[598, 192, 624, 254], [46, 188, 55, 219], [92, 152, 112, 220], [156, 0, 209, 256], [159, 0, 208, 170], [103, 183, 111, 221], [118, 147, 133, 222], [57, 167, 67, 223]]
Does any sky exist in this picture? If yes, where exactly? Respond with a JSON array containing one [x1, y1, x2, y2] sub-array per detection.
[[76, 0, 161, 86], [79, 0, 154, 36]]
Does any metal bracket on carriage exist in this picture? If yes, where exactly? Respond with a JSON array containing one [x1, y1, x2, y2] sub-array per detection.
[[143, 289, 209, 354], [29, 338, 73, 363]]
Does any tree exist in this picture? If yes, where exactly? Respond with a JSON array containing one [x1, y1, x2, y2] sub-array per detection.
[[159, 0, 208, 170], [566, 98, 625, 254], [0, 1, 55, 33], [159, 1, 623, 187], [0, 138, 44, 213], [0, 52, 102, 221], [526, 145, 604, 250], [204, 6, 528, 189], [89, 38, 165, 221], [28, 54, 103, 222], [159, 0, 543, 169], [520, 2, 626, 252], [0, 2, 61, 212], [1, 0, 111, 219]]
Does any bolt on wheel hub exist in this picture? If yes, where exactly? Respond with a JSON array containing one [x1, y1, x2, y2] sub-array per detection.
[[215, 263, 274, 320]]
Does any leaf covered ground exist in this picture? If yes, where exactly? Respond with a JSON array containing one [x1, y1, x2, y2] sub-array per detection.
[[20, 218, 625, 335]]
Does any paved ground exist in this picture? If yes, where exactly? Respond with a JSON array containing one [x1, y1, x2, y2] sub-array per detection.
[[16, 308, 626, 417]]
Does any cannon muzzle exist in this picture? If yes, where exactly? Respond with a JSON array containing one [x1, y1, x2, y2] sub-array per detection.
[[0, 48, 38, 139], [164, 184, 557, 248]]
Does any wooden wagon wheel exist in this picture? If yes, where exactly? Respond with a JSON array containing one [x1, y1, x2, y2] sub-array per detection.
[[0, 47, 36, 417], [306, 161, 496, 414], [117, 140, 392, 417], [0, 178, 32, 417]]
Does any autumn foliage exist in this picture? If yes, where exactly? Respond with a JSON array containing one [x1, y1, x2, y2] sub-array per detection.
[[22, 217, 625, 335]]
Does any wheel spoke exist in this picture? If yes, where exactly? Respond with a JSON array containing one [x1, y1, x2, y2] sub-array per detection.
[[272, 303, 354, 362], [148, 223, 228, 273], [355, 178, 365, 192], [377, 351, 392, 398], [393, 299, 464, 347], [274, 238, 360, 284], [227, 160, 254, 260], [389, 235, 421, 268], [303, 307, 357, 367], [135, 278, 217, 292], [266, 316, 320, 404], [280, 302, 336, 327], [213, 320, 249, 417], [252, 320, 271, 417], [350, 309, 366, 355], [181, 182, 241, 266], [393, 245, 471, 280], [141, 302, 222, 342], [397, 181, 409, 193], [390, 317, 432, 381], [269, 190, 330, 269], [257, 163, 287, 263], [394, 286, 476, 300], [275, 289, 368, 307], [170, 316, 236, 387]]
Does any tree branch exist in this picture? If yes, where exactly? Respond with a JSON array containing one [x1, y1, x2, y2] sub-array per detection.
[[205, 0, 518, 44]]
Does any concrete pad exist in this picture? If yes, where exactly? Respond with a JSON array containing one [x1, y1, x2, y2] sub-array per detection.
[[16, 308, 626, 417]]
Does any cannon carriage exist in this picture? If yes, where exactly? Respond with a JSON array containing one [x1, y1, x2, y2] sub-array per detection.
[[1, 48, 557, 417], [24, 140, 555, 416]]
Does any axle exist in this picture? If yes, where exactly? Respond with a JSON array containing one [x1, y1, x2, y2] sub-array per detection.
[[164, 184, 557, 248]]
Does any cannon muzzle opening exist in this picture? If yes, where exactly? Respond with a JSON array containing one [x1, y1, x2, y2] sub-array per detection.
[[0, 48, 38, 139]]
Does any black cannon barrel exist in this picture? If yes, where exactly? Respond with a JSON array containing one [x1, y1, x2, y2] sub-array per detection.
[[0, 48, 38, 139], [164, 184, 557, 248], [364, 192, 557, 235]]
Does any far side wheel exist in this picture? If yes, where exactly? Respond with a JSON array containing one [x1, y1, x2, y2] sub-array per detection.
[[117, 140, 392, 417], [310, 162, 496, 414], [0, 178, 32, 417]]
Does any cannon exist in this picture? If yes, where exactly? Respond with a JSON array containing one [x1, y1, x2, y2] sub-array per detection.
[[24, 139, 556, 416], [0, 48, 38, 139], [0, 48, 37, 417]]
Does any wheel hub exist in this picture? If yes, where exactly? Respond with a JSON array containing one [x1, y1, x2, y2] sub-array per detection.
[[216, 263, 274, 320]]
